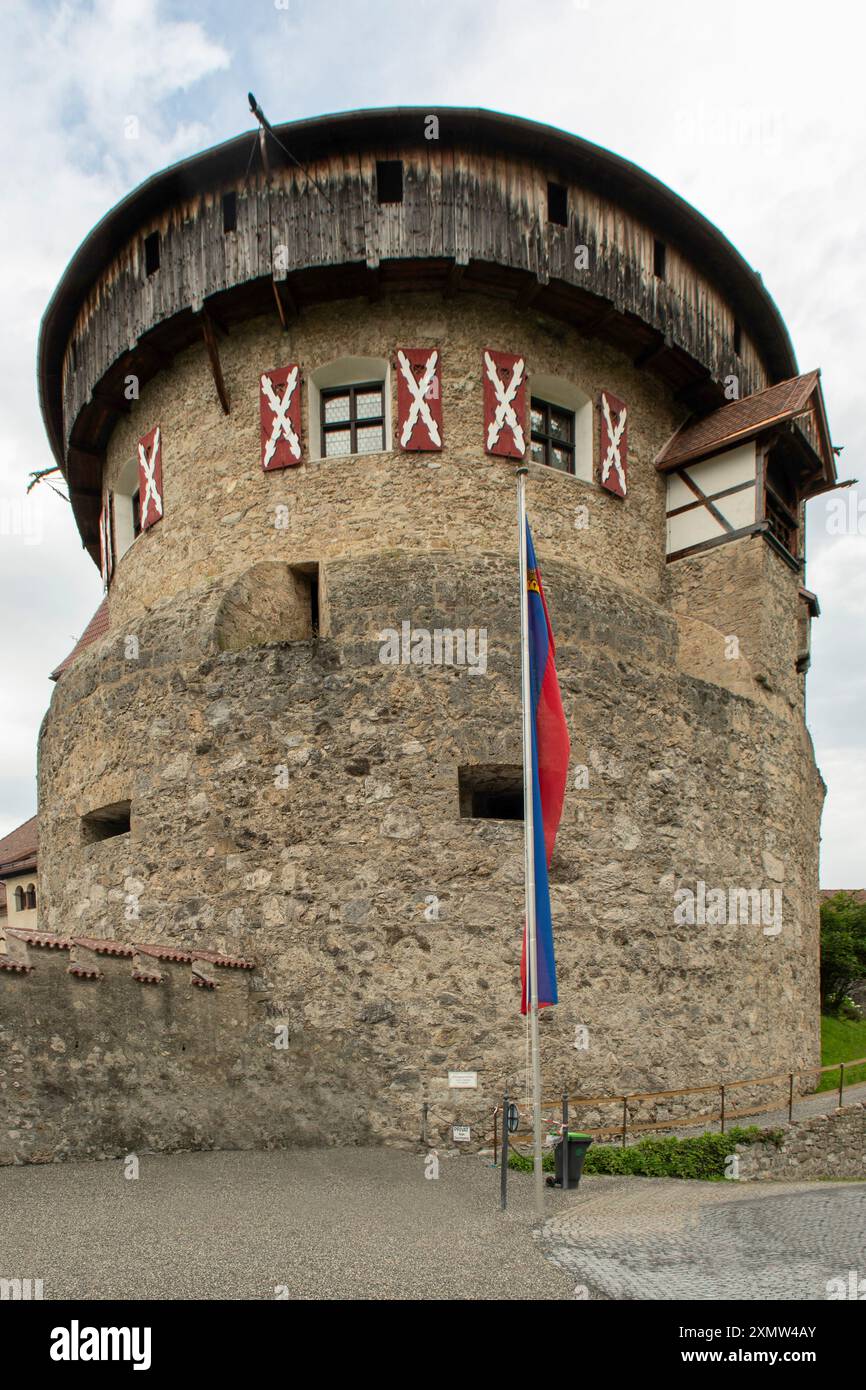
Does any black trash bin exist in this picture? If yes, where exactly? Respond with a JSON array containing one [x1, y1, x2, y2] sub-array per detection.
[[552, 1132, 592, 1188]]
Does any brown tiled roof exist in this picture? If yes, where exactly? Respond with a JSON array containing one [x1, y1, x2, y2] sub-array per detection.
[[50, 597, 110, 680], [820, 889, 866, 904], [0, 815, 38, 876], [656, 371, 829, 472]]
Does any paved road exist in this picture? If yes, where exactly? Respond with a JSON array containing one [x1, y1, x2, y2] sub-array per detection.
[[538, 1175, 866, 1300], [0, 1148, 571, 1301], [2, 1149, 863, 1300]]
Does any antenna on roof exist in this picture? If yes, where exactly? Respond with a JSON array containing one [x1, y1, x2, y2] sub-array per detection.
[[247, 92, 334, 207]]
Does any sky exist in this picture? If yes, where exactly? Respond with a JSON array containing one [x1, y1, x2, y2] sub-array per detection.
[[0, 0, 863, 885]]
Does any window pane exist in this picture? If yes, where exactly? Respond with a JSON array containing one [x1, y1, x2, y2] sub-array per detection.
[[356, 423, 385, 453], [324, 428, 352, 457], [355, 390, 383, 420], [530, 440, 545, 465], [530, 406, 545, 434], [549, 408, 573, 442], [324, 393, 351, 424], [551, 446, 573, 473]]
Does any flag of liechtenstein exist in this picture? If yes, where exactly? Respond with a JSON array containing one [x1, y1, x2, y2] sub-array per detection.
[[520, 522, 571, 1015]]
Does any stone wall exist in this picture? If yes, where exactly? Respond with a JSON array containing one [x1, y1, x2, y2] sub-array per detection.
[[735, 1103, 866, 1181], [31, 289, 825, 1156]]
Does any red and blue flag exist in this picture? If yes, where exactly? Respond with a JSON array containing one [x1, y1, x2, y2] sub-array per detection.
[[521, 522, 571, 1015]]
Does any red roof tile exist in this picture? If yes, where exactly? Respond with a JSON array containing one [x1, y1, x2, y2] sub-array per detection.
[[5, 927, 255, 969], [50, 598, 110, 680]]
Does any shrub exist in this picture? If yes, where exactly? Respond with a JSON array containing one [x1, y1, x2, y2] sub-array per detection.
[[507, 1125, 774, 1180]]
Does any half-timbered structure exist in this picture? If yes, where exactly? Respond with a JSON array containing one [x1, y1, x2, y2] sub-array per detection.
[[18, 107, 838, 1158]]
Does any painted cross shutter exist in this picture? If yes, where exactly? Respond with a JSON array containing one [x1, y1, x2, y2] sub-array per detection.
[[395, 348, 442, 451], [483, 349, 527, 459], [260, 364, 302, 470], [137, 424, 164, 530], [599, 391, 628, 497]]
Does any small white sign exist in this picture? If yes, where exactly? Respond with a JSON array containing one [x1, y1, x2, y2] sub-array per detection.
[[448, 1071, 478, 1089], [452, 1125, 471, 1142]]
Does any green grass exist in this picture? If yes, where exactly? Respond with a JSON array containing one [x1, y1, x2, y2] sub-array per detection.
[[818, 1014, 866, 1091]]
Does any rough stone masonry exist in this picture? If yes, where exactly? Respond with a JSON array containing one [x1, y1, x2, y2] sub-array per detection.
[[2, 111, 831, 1163]]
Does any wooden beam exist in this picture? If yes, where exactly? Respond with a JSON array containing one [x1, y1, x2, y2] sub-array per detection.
[[582, 303, 616, 336], [666, 521, 768, 564], [634, 332, 673, 370], [365, 266, 381, 303], [91, 386, 130, 416], [200, 311, 230, 415], [272, 276, 298, 330], [443, 260, 467, 299], [138, 339, 174, 370], [675, 373, 715, 408], [516, 276, 543, 311]]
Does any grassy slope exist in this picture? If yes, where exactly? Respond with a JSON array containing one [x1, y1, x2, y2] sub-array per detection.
[[818, 1014, 866, 1091]]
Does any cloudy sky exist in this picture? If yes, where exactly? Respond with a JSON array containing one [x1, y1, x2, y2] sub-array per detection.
[[0, 0, 862, 884]]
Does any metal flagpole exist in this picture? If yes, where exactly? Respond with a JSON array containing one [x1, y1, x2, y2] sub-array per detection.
[[516, 465, 545, 1219]]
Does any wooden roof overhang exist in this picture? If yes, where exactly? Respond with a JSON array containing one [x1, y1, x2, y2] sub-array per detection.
[[655, 370, 838, 501], [38, 107, 803, 569]]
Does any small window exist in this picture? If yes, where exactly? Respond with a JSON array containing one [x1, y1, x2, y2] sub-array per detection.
[[764, 448, 800, 560], [132, 490, 141, 538], [13, 886, 25, 912], [733, 320, 742, 356], [25, 884, 36, 911], [653, 238, 666, 280], [376, 160, 403, 204], [288, 563, 321, 640], [222, 191, 237, 234], [81, 802, 131, 844], [459, 766, 523, 821], [320, 383, 385, 458], [547, 181, 568, 227], [144, 232, 160, 277], [530, 397, 575, 474]]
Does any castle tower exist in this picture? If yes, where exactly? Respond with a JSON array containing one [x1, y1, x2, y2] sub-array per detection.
[[33, 108, 837, 1149]]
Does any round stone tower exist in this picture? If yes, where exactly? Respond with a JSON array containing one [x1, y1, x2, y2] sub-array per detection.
[[36, 108, 837, 1148]]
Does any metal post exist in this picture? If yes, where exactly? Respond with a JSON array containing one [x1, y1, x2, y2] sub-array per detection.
[[788, 1073, 794, 1124], [621, 1096, 628, 1149], [517, 466, 544, 1220], [500, 1091, 509, 1211], [493, 1106, 498, 1169], [562, 1093, 569, 1191], [838, 1062, 845, 1108], [720, 1084, 726, 1134]]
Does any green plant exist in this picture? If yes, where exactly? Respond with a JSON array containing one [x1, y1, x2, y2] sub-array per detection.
[[507, 1125, 775, 1181], [818, 1013, 866, 1090], [820, 892, 866, 1015]]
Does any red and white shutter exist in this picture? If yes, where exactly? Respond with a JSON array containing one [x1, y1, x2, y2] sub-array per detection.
[[137, 424, 164, 529], [99, 496, 114, 584], [480, 350, 528, 458], [260, 364, 302, 470], [483, 349, 527, 459], [599, 391, 628, 497], [395, 348, 442, 451]]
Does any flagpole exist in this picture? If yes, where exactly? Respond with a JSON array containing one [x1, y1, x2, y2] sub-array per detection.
[[516, 464, 545, 1220]]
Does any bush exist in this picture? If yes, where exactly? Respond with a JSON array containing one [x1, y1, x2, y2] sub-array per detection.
[[507, 1126, 776, 1180], [820, 892, 866, 1016]]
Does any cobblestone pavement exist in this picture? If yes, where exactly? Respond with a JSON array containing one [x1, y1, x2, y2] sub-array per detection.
[[537, 1175, 866, 1300]]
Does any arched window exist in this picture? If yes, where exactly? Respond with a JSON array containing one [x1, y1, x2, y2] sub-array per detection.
[[308, 356, 391, 461], [13, 886, 25, 912], [25, 883, 36, 911], [528, 373, 593, 481]]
